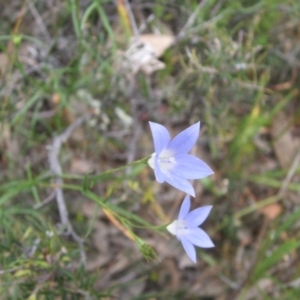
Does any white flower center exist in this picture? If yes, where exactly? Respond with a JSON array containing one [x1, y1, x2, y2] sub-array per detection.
[[148, 150, 176, 172], [157, 149, 176, 172], [166, 219, 188, 236], [159, 157, 175, 163], [147, 153, 156, 169]]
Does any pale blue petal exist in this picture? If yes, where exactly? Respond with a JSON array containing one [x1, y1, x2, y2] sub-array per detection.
[[178, 195, 191, 220], [164, 173, 195, 197], [167, 122, 200, 155], [185, 206, 213, 228], [154, 158, 165, 183], [181, 236, 197, 263], [149, 122, 170, 154], [169, 154, 214, 179], [184, 228, 214, 248]]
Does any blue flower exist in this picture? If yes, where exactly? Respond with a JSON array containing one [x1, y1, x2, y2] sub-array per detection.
[[148, 121, 213, 196], [167, 195, 214, 263]]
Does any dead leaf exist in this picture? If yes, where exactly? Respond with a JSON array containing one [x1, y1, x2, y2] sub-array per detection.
[[237, 228, 252, 246], [103, 208, 135, 241], [118, 34, 174, 75], [93, 221, 110, 254], [139, 34, 174, 58], [51, 93, 61, 105], [122, 39, 164, 75], [244, 278, 274, 300], [118, 281, 146, 300], [271, 111, 300, 168], [69, 126, 86, 143], [86, 254, 111, 272], [70, 158, 94, 174], [115, 106, 133, 127], [158, 259, 180, 289], [193, 278, 227, 297], [271, 68, 297, 91], [0, 122, 10, 148], [261, 203, 282, 220], [81, 201, 103, 219], [0, 53, 9, 76]]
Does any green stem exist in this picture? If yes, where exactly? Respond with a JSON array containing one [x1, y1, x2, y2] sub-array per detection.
[[87, 156, 150, 187], [110, 156, 150, 173], [37, 156, 150, 190]]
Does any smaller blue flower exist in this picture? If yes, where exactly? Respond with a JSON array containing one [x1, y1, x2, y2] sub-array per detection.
[[167, 195, 214, 263], [148, 121, 213, 196]]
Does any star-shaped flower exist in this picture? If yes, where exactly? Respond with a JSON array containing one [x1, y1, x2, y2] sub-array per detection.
[[167, 195, 214, 263], [148, 121, 213, 196]]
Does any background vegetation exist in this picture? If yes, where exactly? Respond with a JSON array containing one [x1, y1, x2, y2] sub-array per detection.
[[1, 0, 300, 299]]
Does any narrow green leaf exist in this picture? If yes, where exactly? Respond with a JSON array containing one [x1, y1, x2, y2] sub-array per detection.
[[252, 240, 300, 280], [10, 90, 42, 126]]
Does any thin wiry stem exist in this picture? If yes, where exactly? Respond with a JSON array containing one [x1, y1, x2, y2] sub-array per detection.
[[48, 115, 90, 266], [90, 156, 149, 186]]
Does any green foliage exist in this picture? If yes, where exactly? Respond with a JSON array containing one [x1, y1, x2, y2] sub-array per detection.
[[252, 239, 300, 280], [135, 238, 158, 262], [1, 0, 300, 298]]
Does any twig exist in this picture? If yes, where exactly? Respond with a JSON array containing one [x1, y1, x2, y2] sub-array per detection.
[[286, 277, 300, 288], [0, 267, 23, 275], [25, 238, 40, 258], [75, 289, 93, 300], [28, 273, 53, 299], [126, 115, 142, 165], [138, 14, 155, 34], [272, 49, 300, 67], [34, 190, 56, 209], [48, 115, 89, 266], [219, 273, 240, 290], [28, 0, 51, 41], [277, 145, 300, 198]]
